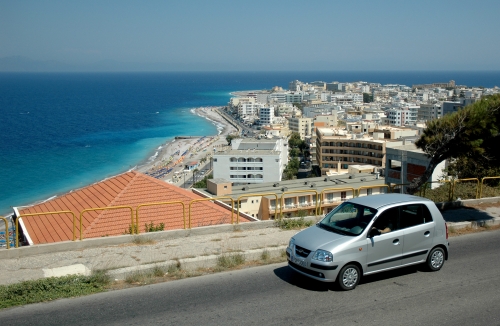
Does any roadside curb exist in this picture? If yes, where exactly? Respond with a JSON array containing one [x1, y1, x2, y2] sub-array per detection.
[[108, 246, 287, 280]]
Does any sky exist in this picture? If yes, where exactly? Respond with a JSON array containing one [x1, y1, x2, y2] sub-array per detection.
[[1, 0, 500, 71]]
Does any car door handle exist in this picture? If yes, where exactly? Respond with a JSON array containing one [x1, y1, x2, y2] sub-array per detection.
[[393, 239, 400, 245], [424, 231, 430, 237]]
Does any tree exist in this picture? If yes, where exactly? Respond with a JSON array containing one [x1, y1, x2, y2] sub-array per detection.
[[226, 134, 239, 145], [363, 93, 373, 103], [410, 94, 500, 193], [193, 173, 213, 188], [288, 132, 303, 149]]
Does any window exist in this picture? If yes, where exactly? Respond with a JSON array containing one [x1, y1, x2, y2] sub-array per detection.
[[367, 188, 372, 196], [373, 207, 399, 233], [400, 204, 433, 228], [341, 191, 346, 201]]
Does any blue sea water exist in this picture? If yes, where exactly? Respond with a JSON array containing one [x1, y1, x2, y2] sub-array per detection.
[[1, 71, 499, 215]]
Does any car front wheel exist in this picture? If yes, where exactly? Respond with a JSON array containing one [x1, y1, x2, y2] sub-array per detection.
[[337, 264, 360, 291], [427, 247, 445, 271]]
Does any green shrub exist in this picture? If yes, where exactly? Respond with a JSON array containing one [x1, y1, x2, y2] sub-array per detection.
[[0, 270, 110, 309], [144, 221, 165, 233], [274, 217, 313, 230], [216, 254, 245, 270]]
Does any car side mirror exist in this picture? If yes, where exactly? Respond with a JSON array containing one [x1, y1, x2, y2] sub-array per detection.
[[369, 228, 381, 237]]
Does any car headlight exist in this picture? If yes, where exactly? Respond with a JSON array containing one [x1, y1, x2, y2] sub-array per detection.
[[288, 238, 295, 249], [312, 249, 333, 262]]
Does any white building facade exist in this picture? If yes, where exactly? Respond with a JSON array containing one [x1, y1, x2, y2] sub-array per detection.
[[213, 138, 288, 184], [259, 106, 275, 126]]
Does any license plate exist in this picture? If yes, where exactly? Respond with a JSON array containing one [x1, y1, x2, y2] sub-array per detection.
[[291, 256, 307, 267]]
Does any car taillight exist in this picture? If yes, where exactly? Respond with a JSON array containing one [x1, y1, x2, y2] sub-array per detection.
[[445, 223, 448, 239]]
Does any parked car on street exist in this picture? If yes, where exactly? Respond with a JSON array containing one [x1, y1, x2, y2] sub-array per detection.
[[287, 194, 449, 290]]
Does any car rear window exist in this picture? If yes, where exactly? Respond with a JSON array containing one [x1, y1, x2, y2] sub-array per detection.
[[400, 204, 433, 228]]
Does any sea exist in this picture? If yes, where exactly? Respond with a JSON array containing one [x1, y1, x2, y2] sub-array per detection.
[[1, 71, 499, 216]]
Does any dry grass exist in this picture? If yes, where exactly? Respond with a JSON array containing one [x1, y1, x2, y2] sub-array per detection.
[[448, 223, 500, 237]]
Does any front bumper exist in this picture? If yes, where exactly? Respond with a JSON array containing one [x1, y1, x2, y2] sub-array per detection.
[[286, 247, 340, 282]]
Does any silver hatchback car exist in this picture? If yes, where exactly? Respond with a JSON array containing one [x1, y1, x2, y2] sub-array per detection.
[[287, 194, 449, 290]]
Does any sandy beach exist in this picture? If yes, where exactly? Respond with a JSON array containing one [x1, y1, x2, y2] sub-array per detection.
[[136, 107, 238, 185]]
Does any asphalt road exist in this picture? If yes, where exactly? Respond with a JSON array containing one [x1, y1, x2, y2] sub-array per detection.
[[1, 230, 499, 326]]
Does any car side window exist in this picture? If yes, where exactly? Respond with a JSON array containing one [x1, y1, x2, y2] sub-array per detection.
[[372, 207, 399, 234], [400, 204, 433, 228]]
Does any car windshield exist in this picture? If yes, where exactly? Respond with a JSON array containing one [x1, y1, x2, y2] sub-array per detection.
[[319, 202, 378, 236]]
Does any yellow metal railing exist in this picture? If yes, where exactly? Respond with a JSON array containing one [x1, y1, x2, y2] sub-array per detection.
[[419, 180, 452, 201], [452, 178, 480, 200], [389, 183, 410, 194], [236, 193, 279, 223], [9, 174, 500, 249], [480, 176, 500, 199], [357, 185, 389, 197], [0, 216, 10, 249], [188, 197, 235, 228], [136, 201, 186, 231], [80, 206, 134, 240], [280, 190, 319, 219], [319, 187, 355, 216]]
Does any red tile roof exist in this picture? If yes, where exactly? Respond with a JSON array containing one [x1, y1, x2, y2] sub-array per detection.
[[16, 171, 247, 245]]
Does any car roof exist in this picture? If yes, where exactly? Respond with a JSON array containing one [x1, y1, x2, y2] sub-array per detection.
[[347, 193, 431, 210]]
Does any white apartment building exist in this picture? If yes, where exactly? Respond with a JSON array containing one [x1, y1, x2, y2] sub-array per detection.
[[268, 92, 287, 103], [286, 92, 304, 103], [289, 80, 303, 91], [213, 138, 288, 184], [259, 106, 274, 126], [330, 93, 364, 104], [229, 96, 255, 108], [238, 102, 264, 116], [418, 103, 442, 122], [385, 106, 418, 126], [303, 104, 338, 118]]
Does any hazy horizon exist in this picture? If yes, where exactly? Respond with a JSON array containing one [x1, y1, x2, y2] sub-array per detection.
[[1, 0, 499, 72]]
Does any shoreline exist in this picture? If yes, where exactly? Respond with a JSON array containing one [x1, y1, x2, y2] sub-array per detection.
[[5, 107, 238, 216], [133, 106, 237, 183]]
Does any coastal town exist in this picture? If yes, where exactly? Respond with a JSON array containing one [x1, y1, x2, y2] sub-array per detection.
[[137, 79, 500, 191], [3, 78, 500, 248]]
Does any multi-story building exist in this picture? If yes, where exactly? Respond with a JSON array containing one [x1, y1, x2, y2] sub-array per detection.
[[316, 127, 412, 176], [288, 117, 312, 139], [268, 92, 287, 103], [212, 138, 288, 184], [229, 96, 255, 109], [237, 102, 264, 116], [197, 172, 387, 220], [385, 143, 446, 193], [289, 80, 303, 91], [385, 106, 418, 126], [442, 101, 463, 116], [259, 106, 274, 126], [418, 103, 442, 122], [317, 129, 384, 175]]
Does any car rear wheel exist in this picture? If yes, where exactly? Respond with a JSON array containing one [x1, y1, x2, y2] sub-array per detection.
[[337, 264, 360, 291], [426, 247, 445, 271]]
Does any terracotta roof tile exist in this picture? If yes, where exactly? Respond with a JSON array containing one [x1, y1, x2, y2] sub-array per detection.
[[17, 171, 248, 245]]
